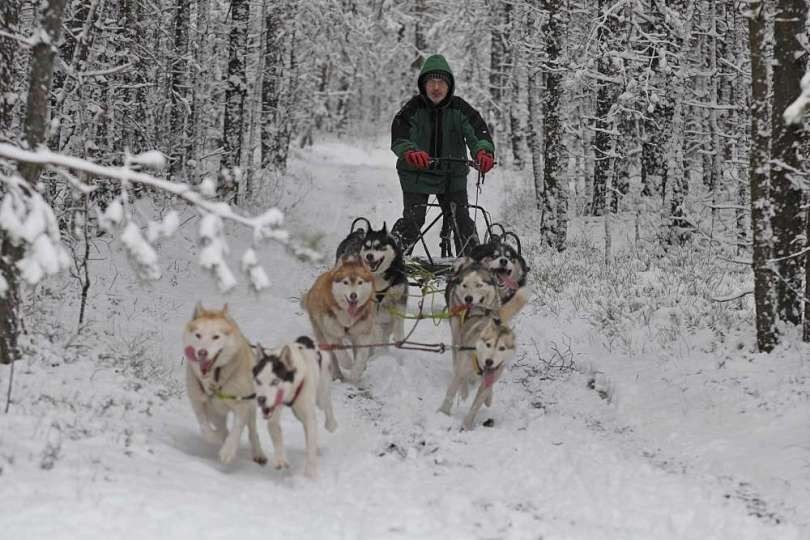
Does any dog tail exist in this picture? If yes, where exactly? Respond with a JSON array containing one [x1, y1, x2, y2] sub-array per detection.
[[498, 287, 528, 323]]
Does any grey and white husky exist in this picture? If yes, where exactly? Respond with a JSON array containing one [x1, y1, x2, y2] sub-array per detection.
[[252, 336, 338, 478], [441, 260, 528, 429]]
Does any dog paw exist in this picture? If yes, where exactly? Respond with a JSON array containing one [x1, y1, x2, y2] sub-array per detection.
[[484, 394, 493, 407], [219, 442, 238, 464], [272, 457, 289, 470], [462, 416, 476, 431], [253, 452, 268, 466], [325, 417, 338, 433]]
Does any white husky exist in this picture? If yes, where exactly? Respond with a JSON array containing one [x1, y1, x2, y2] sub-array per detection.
[[253, 336, 338, 478], [183, 303, 267, 465]]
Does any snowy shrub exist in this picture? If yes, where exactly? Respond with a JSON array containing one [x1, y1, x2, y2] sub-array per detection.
[[0, 333, 164, 452], [501, 179, 753, 360]]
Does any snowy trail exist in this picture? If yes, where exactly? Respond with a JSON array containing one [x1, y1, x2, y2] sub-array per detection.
[[0, 139, 804, 539]]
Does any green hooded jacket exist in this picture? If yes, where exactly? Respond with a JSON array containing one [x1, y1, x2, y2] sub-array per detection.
[[391, 55, 495, 194]]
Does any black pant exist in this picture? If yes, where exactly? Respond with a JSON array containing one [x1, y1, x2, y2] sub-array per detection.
[[392, 190, 479, 256]]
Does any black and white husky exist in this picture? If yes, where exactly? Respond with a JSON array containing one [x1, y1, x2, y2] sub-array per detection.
[[252, 336, 337, 478], [469, 240, 529, 303], [336, 222, 409, 350]]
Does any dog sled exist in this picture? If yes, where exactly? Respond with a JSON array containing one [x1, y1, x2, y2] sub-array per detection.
[[396, 156, 498, 278], [336, 156, 529, 284]]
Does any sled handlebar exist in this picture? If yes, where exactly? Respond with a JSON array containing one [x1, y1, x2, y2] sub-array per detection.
[[427, 157, 497, 172]]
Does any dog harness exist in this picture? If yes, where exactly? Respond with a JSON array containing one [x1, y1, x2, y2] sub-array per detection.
[[471, 352, 483, 376]]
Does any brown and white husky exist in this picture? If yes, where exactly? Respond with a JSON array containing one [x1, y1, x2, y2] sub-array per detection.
[[302, 256, 376, 383], [182, 303, 266, 465]]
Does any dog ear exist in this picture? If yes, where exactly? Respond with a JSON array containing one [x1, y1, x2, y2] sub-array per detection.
[[381, 221, 388, 234], [451, 256, 472, 275], [279, 345, 294, 369], [253, 342, 264, 363], [339, 254, 360, 266], [192, 301, 204, 319], [273, 345, 297, 382]]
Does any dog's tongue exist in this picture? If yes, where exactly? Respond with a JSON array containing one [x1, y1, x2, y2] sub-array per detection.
[[184, 346, 196, 363], [273, 388, 285, 408], [483, 370, 497, 389], [499, 274, 518, 290], [199, 357, 213, 375], [347, 301, 359, 318]]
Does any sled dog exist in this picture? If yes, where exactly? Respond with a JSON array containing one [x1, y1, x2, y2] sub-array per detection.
[[183, 303, 266, 465], [439, 288, 528, 430], [469, 240, 529, 303], [443, 260, 501, 399], [253, 336, 338, 478], [336, 222, 409, 350], [303, 256, 376, 383]]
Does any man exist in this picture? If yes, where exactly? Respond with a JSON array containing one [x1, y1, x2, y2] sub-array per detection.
[[390, 54, 495, 256]]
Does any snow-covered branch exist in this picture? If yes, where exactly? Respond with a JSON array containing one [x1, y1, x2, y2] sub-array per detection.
[[0, 144, 322, 294]]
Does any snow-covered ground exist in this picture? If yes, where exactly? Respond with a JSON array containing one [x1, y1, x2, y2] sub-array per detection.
[[1, 138, 808, 539]]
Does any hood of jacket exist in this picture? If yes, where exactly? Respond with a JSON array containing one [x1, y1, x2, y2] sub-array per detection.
[[418, 54, 455, 107]]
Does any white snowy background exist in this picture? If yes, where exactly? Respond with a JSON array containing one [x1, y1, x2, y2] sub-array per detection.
[[1, 138, 809, 539]]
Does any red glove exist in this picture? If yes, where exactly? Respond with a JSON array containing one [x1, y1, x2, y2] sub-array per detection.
[[476, 150, 494, 173], [404, 150, 430, 169]]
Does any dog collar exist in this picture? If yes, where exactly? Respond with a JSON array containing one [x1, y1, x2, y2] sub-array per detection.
[[287, 379, 305, 407], [214, 389, 257, 401], [269, 380, 305, 413]]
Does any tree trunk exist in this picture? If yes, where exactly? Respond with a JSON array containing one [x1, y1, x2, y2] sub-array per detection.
[[749, 0, 777, 352], [191, 0, 212, 180], [222, 0, 248, 200], [3, 0, 67, 364], [0, 0, 21, 366], [169, 0, 192, 178], [260, 0, 283, 173], [770, 0, 807, 325], [411, 0, 426, 71], [541, 1, 566, 250], [590, 0, 614, 217], [665, 1, 694, 244], [508, 5, 525, 170], [19, 0, 68, 183], [488, 1, 507, 139], [0, 0, 19, 141]]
